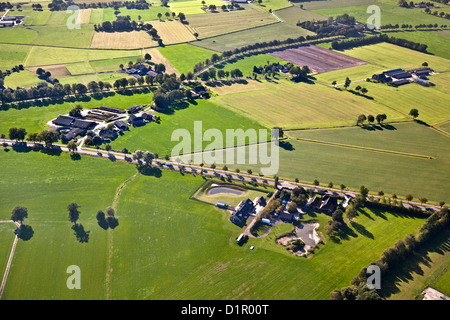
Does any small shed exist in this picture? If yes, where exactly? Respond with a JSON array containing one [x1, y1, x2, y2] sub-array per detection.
[[216, 201, 227, 209]]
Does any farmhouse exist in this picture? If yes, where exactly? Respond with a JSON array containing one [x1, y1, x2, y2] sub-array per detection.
[[230, 198, 254, 226], [306, 195, 339, 214], [126, 64, 158, 77], [99, 128, 118, 141], [127, 104, 141, 114], [191, 85, 209, 99], [53, 115, 96, 130], [64, 128, 86, 141], [114, 120, 129, 131], [96, 105, 126, 114]]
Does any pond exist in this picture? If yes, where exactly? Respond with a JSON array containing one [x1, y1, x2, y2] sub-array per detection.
[[208, 187, 244, 196]]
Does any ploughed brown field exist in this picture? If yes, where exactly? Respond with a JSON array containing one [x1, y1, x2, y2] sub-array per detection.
[[268, 44, 367, 73]]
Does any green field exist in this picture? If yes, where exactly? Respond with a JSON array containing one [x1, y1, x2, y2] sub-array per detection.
[[157, 44, 216, 74], [3, 70, 41, 89], [382, 31, 450, 60], [206, 122, 450, 203], [211, 79, 407, 129], [109, 99, 269, 156], [274, 5, 328, 24], [254, 0, 293, 12], [313, 3, 449, 26], [23, 46, 142, 67], [169, 0, 226, 15], [0, 44, 31, 70], [212, 52, 290, 77], [190, 22, 313, 52]]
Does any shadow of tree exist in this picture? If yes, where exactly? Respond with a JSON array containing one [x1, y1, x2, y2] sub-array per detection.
[[16, 224, 34, 241], [350, 221, 374, 239], [72, 223, 90, 243], [379, 229, 450, 299]]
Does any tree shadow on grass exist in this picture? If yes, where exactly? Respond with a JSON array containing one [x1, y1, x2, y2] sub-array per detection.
[[379, 229, 450, 299], [136, 164, 162, 177], [350, 221, 374, 239], [72, 223, 90, 243], [16, 224, 34, 241]]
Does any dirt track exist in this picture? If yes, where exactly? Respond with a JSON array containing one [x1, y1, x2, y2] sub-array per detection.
[[269, 44, 367, 73]]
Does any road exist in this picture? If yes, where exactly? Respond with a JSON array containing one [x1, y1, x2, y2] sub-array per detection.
[[2, 139, 442, 211], [0, 220, 20, 300]]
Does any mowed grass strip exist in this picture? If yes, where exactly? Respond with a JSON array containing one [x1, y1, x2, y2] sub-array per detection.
[[211, 79, 407, 129], [187, 4, 278, 38]]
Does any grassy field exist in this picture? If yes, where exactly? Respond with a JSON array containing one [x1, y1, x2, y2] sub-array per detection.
[[190, 22, 313, 52], [157, 44, 216, 74], [186, 4, 278, 39], [0, 44, 31, 70], [100, 7, 172, 22], [312, 3, 449, 26], [336, 42, 450, 73], [169, 0, 226, 15], [212, 52, 290, 77], [299, 0, 378, 10], [23, 46, 142, 67], [109, 99, 269, 156], [254, 0, 293, 12], [381, 31, 450, 60], [274, 5, 328, 24], [3, 70, 41, 88], [0, 147, 433, 299], [0, 150, 136, 299], [211, 79, 407, 129]]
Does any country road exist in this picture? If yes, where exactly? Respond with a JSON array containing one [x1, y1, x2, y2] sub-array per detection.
[[1, 139, 442, 211], [0, 220, 20, 300]]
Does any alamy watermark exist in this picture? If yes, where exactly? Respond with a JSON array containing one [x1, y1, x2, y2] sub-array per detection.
[[171, 121, 280, 176], [366, 265, 381, 290], [66, 5, 81, 30], [366, 5, 381, 30], [66, 265, 81, 289]]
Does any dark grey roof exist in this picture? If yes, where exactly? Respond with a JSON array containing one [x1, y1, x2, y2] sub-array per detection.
[[127, 105, 141, 113], [72, 119, 96, 130], [115, 120, 128, 129], [97, 106, 126, 114], [54, 115, 75, 127]]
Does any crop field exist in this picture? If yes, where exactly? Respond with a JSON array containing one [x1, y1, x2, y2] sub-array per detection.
[[382, 31, 450, 60], [2, 70, 41, 88], [338, 42, 450, 73], [254, 0, 293, 12], [108, 99, 269, 156], [100, 7, 172, 22], [299, 0, 378, 10], [191, 21, 313, 52], [211, 79, 407, 129], [274, 5, 328, 24], [90, 31, 157, 49], [268, 44, 368, 73], [23, 46, 142, 67], [157, 44, 216, 75], [186, 4, 278, 39], [169, 0, 226, 15], [148, 20, 196, 45], [312, 4, 449, 26]]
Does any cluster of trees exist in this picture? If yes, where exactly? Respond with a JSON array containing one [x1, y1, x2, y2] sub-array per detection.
[[6, 127, 60, 148], [324, 208, 345, 239], [48, 0, 151, 11], [31, 3, 43, 10], [331, 34, 428, 53], [332, 206, 449, 300], [356, 113, 387, 126], [424, 7, 450, 20], [298, 16, 364, 37], [199, 68, 243, 81], [0, 65, 25, 85], [94, 16, 160, 40], [0, 2, 14, 11], [96, 206, 119, 229]]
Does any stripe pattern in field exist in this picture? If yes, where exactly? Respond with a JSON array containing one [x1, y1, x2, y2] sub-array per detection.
[[90, 31, 157, 49], [268, 44, 367, 73]]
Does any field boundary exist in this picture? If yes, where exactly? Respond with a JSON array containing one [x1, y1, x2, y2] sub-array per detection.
[[291, 137, 435, 160]]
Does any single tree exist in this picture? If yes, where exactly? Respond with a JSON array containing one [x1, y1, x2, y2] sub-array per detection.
[[67, 203, 81, 225], [11, 206, 28, 224], [67, 141, 78, 153], [409, 108, 419, 119]]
